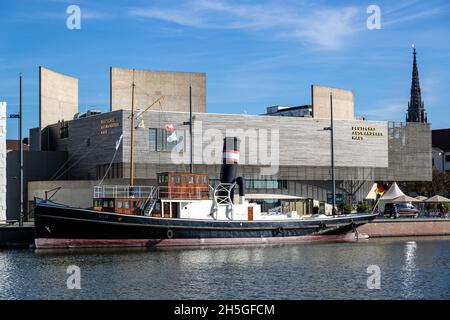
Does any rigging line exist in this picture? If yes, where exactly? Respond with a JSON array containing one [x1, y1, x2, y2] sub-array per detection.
[[98, 135, 123, 186], [50, 136, 113, 181], [48, 142, 87, 180], [158, 97, 161, 174]]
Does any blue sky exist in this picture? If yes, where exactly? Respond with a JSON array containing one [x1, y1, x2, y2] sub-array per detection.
[[1, 0, 450, 139]]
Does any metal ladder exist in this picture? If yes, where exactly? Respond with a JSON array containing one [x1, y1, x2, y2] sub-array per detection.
[[141, 187, 158, 216]]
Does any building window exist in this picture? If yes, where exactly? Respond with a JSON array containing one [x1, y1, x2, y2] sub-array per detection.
[[209, 179, 287, 190], [446, 155, 450, 162], [432, 159, 435, 166], [245, 180, 288, 190], [149, 128, 157, 151], [149, 128, 185, 152]]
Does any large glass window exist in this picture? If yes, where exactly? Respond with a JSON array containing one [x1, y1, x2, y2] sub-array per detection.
[[245, 180, 287, 190], [149, 128, 185, 152]]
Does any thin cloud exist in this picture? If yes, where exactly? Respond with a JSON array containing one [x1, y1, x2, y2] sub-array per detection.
[[383, 1, 450, 27], [361, 101, 406, 121], [129, 0, 361, 50]]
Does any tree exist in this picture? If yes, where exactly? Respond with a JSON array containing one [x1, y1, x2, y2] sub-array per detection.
[[399, 169, 450, 197]]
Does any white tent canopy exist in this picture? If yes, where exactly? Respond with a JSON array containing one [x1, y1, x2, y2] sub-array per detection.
[[380, 182, 405, 200], [365, 183, 378, 200], [378, 182, 406, 211]]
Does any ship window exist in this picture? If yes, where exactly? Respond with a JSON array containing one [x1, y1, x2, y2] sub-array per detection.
[[117, 201, 123, 209], [125, 201, 130, 209], [176, 176, 180, 183], [189, 176, 194, 184]]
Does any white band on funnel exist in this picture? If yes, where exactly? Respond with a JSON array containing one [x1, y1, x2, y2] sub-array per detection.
[[223, 150, 240, 163]]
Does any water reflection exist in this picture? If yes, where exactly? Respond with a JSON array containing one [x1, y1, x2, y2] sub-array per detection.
[[400, 241, 419, 299], [1, 238, 450, 299]]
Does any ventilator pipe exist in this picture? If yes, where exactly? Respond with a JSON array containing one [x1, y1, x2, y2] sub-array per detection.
[[235, 176, 246, 204]]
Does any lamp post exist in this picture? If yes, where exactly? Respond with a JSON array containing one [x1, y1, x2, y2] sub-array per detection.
[[9, 73, 23, 226], [323, 92, 336, 215]]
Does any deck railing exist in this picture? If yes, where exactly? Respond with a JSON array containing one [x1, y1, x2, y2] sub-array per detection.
[[94, 185, 214, 200], [93, 185, 155, 199]]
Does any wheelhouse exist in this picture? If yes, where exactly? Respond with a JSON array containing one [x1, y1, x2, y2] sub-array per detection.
[[92, 172, 211, 216]]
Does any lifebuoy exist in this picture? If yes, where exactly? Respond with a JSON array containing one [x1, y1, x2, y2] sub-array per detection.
[[167, 229, 174, 239], [273, 226, 284, 236]]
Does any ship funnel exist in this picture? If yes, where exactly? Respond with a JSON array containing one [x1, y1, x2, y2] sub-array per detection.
[[220, 137, 240, 184], [220, 137, 245, 204]]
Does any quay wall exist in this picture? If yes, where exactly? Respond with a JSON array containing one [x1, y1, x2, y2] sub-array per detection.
[[357, 219, 450, 237]]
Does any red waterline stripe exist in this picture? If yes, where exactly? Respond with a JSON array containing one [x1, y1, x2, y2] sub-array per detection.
[[35, 233, 364, 249]]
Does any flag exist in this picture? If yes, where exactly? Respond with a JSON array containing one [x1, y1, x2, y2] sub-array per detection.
[[167, 131, 178, 143], [165, 121, 174, 133], [135, 119, 145, 129]]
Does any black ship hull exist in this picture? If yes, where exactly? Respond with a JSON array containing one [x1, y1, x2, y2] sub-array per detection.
[[34, 202, 377, 249]]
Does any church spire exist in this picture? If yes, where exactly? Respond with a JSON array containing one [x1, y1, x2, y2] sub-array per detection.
[[406, 45, 427, 123]]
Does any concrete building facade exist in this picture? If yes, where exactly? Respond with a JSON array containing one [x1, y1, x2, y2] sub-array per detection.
[[110, 67, 206, 113], [39, 66, 78, 130], [311, 85, 355, 120], [7, 150, 68, 220]]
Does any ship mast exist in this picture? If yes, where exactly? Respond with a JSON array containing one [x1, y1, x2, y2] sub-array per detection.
[[330, 92, 336, 215], [130, 69, 136, 187], [189, 85, 193, 174]]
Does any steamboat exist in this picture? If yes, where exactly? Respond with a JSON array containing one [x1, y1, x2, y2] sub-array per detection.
[[34, 136, 376, 249], [34, 81, 376, 249]]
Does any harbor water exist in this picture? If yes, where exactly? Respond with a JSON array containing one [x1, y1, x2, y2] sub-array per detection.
[[1, 237, 449, 300]]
